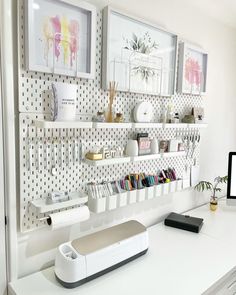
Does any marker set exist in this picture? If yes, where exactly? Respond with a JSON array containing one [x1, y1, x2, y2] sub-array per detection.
[[87, 167, 179, 200]]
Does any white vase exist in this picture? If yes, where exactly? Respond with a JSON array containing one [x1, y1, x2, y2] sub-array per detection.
[[125, 140, 138, 156], [151, 138, 159, 154]]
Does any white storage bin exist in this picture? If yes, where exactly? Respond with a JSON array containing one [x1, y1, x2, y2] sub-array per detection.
[[176, 179, 183, 191], [154, 185, 162, 197], [118, 192, 128, 207], [170, 181, 177, 193], [106, 194, 117, 210], [88, 197, 106, 213], [162, 183, 170, 195], [137, 189, 146, 202], [128, 190, 137, 204], [145, 186, 154, 200]]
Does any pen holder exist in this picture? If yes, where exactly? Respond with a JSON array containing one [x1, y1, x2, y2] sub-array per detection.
[[169, 181, 177, 193], [106, 194, 117, 210], [88, 197, 106, 213], [137, 188, 146, 202], [128, 190, 137, 204], [162, 183, 170, 195], [145, 186, 154, 200], [118, 192, 128, 207], [176, 179, 183, 191], [154, 184, 162, 197]]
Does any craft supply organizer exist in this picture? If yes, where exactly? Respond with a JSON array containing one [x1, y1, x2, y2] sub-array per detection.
[[18, 0, 204, 232]]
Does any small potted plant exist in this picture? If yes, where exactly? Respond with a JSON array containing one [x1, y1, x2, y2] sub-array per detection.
[[194, 176, 228, 211]]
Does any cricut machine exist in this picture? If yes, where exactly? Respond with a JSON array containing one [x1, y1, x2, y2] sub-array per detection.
[[55, 220, 149, 288]]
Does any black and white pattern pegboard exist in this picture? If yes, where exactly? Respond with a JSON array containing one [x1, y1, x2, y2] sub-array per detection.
[[18, 0, 203, 232]]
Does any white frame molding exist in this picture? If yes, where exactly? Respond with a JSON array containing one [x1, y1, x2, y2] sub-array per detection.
[[177, 42, 208, 95], [1, 0, 18, 285], [102, 6, 178, 97], [24, 0, 96, 79]]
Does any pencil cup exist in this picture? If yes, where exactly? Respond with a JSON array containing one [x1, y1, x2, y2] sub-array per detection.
[[154, 185, 162, 197], [88, 197, 106, 213], [128, 190, 137, 204], [162, 183, 170, 195], [106, 195, 117, 210], [145, 186, 154, 200], [176, 179, 183, 191], [137, 188, 146, 202], [118, 192, 128, 207], [170, 181, 177, 193]]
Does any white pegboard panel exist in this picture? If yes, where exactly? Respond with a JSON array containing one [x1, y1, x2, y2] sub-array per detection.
[[18, 0, 203, 232]]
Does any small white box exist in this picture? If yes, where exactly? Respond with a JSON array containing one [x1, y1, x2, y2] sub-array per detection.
[[128, 190, 137, 204], [137, 189, 146, 202], [118, 192, 128, 207], [88, 197, 106, 213], [145, 186, 154, 200], [170, 181, 177, 193], [106, 195, 117, 210], [154, 185, 162, 197], [176, 179, 183, 191], [162, 183, 170, 195]]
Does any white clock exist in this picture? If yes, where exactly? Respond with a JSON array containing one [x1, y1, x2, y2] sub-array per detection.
[[133, 101, 153, 123]]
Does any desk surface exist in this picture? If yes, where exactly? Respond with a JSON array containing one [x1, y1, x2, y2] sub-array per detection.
[[9, 201, 236, 295]]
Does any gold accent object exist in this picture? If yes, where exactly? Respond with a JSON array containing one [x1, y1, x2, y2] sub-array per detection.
[[210, 197, 218, 211], [71, 220, 146, 255], [106, 81, 118, 122], [85, 152, 103, 161]]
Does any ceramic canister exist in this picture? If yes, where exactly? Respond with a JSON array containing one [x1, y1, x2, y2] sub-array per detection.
[[150, 138, 159, 154], [125, 140, 138, 156]]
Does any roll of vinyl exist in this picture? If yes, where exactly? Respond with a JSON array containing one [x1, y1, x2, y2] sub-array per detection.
[[47, 206, 90, 230]]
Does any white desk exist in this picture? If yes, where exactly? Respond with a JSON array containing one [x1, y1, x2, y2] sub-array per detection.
[[9, 201, 236, 295]]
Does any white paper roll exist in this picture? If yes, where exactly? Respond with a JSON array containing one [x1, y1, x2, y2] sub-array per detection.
[[47, 206, 90, 230]]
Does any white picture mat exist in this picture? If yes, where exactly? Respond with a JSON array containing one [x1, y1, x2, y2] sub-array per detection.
[[25, 0, 96, 78], [177, 42, 208, 95], [104, 8, 177, 96]]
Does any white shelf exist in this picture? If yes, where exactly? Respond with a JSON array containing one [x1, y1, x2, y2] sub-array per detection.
[[133, 122, 163, 128], [30, 192, 88, 214], [93, 122, 132, 128], [34, 120, 92, 129], [188, 123, 207, 128], [34, 120, 207, 130], [131, 154, 161, 162], [163, 123, 188, 129], [84, 157, 131, 166], [162, 151, 185, 158], [85, 152, 185, 166]]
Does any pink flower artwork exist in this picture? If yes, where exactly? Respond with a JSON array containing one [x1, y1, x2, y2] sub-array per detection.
[[184, 57, 201, 87], [42, 15, 79, 67]]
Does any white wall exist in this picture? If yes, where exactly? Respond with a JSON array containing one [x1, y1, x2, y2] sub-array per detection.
[[16, 0, 236, 278]]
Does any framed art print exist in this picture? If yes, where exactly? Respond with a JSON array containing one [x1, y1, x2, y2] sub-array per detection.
[[177, 42, 208, 95], [102, 6, 178, 96], [24, 0, 96, 79]]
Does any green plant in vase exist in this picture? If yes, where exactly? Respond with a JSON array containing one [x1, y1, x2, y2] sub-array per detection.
[[194, 176, 228, 211]]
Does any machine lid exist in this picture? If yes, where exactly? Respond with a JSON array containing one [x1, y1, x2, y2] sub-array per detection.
[[71, 220, 147, 255]]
